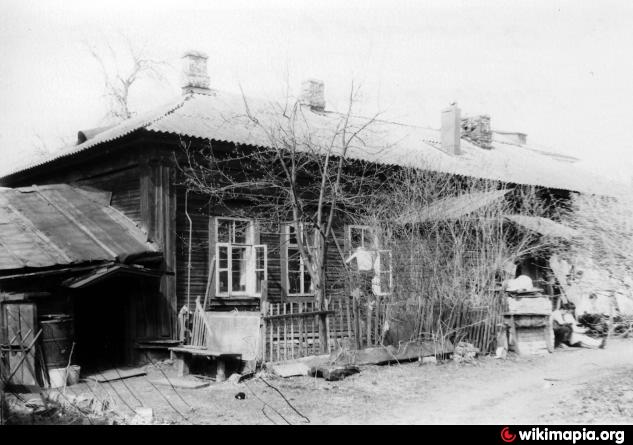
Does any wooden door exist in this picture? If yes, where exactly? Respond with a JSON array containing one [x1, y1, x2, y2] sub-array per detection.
[[0, 300, 39, 387]]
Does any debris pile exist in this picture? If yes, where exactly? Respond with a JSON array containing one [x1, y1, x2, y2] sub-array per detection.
[[309, 365, 360, 381], [3, 392, 121, 425], [453, 342, 479, 364]]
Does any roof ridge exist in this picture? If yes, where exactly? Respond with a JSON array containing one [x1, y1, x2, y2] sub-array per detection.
[[1, 95, 188, 178]]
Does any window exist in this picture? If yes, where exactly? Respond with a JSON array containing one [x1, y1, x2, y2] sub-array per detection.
[[284, 224, 315, 296], [215, 217, 267, 297], [346, 224, 393, 296], [348, 225, 377, 250]]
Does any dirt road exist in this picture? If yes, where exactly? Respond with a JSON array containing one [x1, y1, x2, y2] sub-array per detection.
[[34, 338, 633, 424], [340, 339, 633, 425]]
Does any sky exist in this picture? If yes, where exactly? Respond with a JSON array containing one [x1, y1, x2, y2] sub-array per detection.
[[1, 0, 632, 184]]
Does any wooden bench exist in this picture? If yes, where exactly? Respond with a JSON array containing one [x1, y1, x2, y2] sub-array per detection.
[[169, 346, 241, 382]]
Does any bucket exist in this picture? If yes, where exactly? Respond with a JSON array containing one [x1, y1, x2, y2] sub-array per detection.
[[66, 365, 81, 385], [48, 368, 67, 388], [48, 365, 81, 388]]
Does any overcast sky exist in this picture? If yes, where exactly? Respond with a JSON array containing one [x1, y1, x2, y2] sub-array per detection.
[[1, 0, 632, 183]]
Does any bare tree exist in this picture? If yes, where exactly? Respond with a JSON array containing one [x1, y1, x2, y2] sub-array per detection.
[[179, 83, 384, 351], [87, 34, 170, 122], [361, 169, 559, 350], [178, 80, 565, 354], [565, 193, 633, 309]]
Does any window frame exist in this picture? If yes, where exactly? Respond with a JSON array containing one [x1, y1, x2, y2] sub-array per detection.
[[283, 223, 316, 297], [347, 224, 385, 250], [214, 217, 267, 297]]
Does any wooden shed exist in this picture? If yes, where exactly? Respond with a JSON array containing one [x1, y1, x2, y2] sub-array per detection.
[[0, 184, 163, 389]]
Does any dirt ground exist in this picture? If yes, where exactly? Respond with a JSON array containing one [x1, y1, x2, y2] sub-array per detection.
[[8, 338, 633, 425]]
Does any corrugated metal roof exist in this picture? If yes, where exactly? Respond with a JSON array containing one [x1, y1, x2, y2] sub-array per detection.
[[505, 214, 579, 240], [1, 90, 625, 196], [395, 189, 509, 224], [0, 184, 158, 272]]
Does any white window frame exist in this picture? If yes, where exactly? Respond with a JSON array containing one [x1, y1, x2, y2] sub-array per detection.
[[347, 224, 376, 250], [215, 217, 267, 297], [284, 223, 316, 297], [374, 249, 393, 296], [346, 224, 393, 296]]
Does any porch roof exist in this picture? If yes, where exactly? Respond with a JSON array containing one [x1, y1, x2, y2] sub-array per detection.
[[0, 184, 159, 273], [504, 214, 579, 240], [395, 189, 510, 224]]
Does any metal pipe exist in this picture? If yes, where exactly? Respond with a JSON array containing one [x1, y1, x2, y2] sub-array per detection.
[[185, 189, 193, 310]]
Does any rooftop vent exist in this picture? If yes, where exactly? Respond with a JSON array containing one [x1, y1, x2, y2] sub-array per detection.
[[181, 50, 210, 95], [299, 79, 326, 111]]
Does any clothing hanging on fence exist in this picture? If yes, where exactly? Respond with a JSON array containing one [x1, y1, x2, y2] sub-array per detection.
[[345, 247, 377, 271]]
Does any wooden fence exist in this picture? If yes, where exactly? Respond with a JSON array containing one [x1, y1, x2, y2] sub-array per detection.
[[259, 293, 505, 362], [260, 298, 354, 363], [177, 280, 506, 363]]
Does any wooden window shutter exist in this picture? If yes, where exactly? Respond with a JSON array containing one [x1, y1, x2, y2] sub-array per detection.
[[208, 216, 217, 300]]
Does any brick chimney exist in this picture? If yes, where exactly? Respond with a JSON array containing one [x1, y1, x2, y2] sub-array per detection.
[[461, 115, 493, 149], [441, 103, 461, 155], [299, 79, 326, 111], [181, 50, 210, 95]]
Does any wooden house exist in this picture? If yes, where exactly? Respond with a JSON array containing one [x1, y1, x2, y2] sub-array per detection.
[[0, 51, 622, 374]]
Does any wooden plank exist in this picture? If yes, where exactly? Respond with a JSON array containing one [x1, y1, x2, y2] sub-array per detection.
[[375, 295, 381, 345], [298, 302, 304, 357], [262, 310, 336, 321], [353, 292, 362, 349], [150, 377, 210, 389], [366, 299, 372, 346], [346, 297, 352, 340], [203, 256, 216, 311], [259, 281, 268, 363], [338, 298, 344, 344], [283, 303, 287, 361], [333, 341, 454, 367], [268, 303, 273, 362], [276, 304, 280, 362], [290, 303, 294, 359], [86, 367, 147, 383]]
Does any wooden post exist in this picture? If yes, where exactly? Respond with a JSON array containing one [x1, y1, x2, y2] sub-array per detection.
[[283, 304, 287, 360], [352, 289, 361, 349], [276, 305, 280, 362], [171, 350, 189, 377], [259, 280, 269, 364], [366, 299, 372, 346], [374, 295, 381, 346], [298, 303, 304, 356], [140, 158, 177, 339], [290, 303, 294, 359], [216, 359, 226, 382], [0, 379, 5, 425], [346, 297, 352, 342]]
